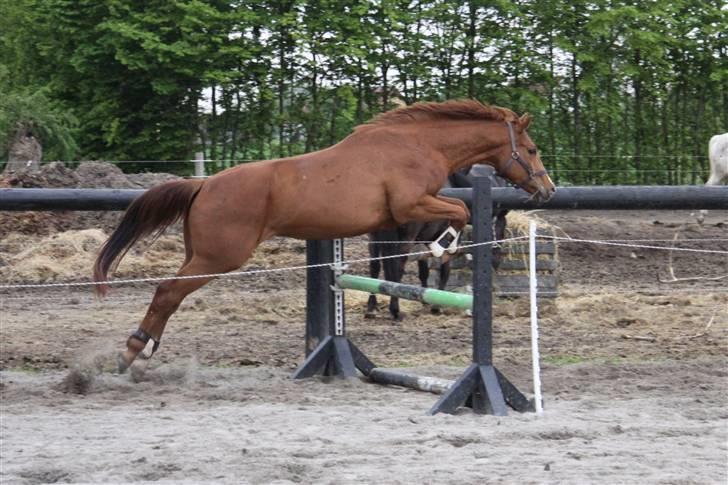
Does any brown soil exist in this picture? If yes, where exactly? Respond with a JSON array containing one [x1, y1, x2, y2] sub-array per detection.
[[1, 205, 725, 370], [0, 166, 726, 483]]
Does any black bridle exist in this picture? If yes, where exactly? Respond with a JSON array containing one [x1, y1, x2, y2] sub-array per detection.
[[498, 121, 549, 189]]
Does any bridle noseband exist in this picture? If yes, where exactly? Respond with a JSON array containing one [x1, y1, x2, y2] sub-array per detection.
[[498, 121, 549, 189]]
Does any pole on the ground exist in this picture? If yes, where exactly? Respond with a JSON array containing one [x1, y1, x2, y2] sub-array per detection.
[[293, 239, 375, 379], [529, 220, 544, 414], [368, 368, 454, 395], [429, 174, 534, 415]]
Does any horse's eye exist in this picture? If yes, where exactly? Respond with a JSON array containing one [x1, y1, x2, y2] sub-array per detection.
[[528, 148, 538, 155]]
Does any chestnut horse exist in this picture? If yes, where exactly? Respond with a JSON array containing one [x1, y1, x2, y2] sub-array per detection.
[[93, 100, 555, 371]]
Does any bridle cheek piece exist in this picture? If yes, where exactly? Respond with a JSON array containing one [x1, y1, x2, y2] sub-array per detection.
[[496, 121, 549, 190]]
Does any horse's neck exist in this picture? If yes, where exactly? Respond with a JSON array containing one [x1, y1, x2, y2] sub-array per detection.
[[428, 121, 507, 173], [340, 120, 506, 173]]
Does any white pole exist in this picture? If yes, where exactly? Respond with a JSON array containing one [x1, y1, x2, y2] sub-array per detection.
[[194, 151, 205, 178], [529, 220, 543, 414]]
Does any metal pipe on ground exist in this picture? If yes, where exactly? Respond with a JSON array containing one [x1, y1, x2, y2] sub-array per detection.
[[368, 368, 454, 395], [335, 274, 472, 310]]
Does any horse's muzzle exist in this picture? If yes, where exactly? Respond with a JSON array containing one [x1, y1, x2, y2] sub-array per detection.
[[526, 183, 555, 205], [536, 184, 556, 203]]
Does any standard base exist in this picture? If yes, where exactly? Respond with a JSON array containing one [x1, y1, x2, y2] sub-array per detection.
[[428, 363, 535, 415], [292, 336, 376, 379]]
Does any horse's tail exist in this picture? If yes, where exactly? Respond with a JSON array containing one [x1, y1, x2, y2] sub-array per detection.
[[93, 179, 204, 296]]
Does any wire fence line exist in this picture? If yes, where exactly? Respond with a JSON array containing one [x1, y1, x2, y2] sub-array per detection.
[[0, 288, 304, 304], [0, 235, 726, 292], [539, 236, 728, 255], [345, 236, 728, 245], [0, 236, 529, 290]]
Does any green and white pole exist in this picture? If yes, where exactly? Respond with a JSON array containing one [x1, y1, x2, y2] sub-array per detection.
[[335, 274, 473, 310]]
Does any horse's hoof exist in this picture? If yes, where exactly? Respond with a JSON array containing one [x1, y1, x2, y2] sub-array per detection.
[[116, 353, 130, 374], [364, 312, 377, 319]]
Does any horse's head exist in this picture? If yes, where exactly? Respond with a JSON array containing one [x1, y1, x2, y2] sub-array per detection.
[[490, 114, 555, 203]]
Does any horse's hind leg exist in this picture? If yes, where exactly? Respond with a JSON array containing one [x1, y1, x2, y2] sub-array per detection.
[[118, 249, 253, 372]]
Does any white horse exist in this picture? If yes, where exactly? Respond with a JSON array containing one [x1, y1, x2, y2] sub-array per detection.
[[696, 133, 727, 224], [707, 133, 728, 185]]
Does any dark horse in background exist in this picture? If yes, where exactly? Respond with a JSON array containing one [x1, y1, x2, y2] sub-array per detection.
[[93, 100, 554, 371], [366, 165, 509, 320]]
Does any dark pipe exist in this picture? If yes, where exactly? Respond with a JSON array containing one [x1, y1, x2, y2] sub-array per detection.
[[441, 185, 728, 210], [1, 185, 727, 211], [0, 188, 144, 211]]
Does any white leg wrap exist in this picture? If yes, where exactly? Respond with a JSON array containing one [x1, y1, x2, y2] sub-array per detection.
[[429, 226, 460, 258], [446, 229, 460, 254]]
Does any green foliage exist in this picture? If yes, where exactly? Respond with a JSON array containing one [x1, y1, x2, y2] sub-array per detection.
[[1, 0, 725, 182], [0, 88, 79, 161]]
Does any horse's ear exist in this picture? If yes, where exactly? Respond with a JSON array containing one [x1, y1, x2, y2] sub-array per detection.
[[518, 113, 533, 132]]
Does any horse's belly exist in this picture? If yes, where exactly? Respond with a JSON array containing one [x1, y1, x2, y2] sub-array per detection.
[[277, 206, 395, 240]]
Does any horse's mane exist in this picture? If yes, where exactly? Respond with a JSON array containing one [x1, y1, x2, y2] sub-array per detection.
[[355, 99, 519, 133]]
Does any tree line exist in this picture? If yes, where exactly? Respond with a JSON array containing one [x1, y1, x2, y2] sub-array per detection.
[[1, 0, 726, 184]]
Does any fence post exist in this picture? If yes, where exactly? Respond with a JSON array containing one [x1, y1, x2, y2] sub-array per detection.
[[293, 240, 375, 379], [430, 174, 534, 415], [529, 220, 543, 415], [194, 151, 205, 178], [304, 240, 334, 356]]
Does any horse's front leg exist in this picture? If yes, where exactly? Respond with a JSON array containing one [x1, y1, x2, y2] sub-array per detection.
[[392, 195, 470, 258]]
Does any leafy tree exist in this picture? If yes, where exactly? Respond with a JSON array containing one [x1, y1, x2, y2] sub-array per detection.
[[2, 0, 725, 182], [0, 89, 79, 170]]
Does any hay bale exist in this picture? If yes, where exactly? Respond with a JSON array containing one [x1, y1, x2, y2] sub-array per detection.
[[0, 229, 186, 283]]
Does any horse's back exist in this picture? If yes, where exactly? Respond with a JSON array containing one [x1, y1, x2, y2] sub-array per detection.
[[203, 153, 393, 239]]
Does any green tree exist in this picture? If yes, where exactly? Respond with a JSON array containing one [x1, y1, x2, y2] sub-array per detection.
[[0, 89, 79, 168]]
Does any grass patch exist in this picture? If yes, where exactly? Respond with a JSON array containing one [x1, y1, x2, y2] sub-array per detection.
[[542, 354, 639, 366], [377, 352, 471, 368], [542, 354, 587, 365], [3, 364, 45, 373]]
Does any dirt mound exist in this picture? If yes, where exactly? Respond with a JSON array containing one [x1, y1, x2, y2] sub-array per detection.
[[0, 162, 181, 238], [2, 161, 179, 189], [1, 162, 77, 188]]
